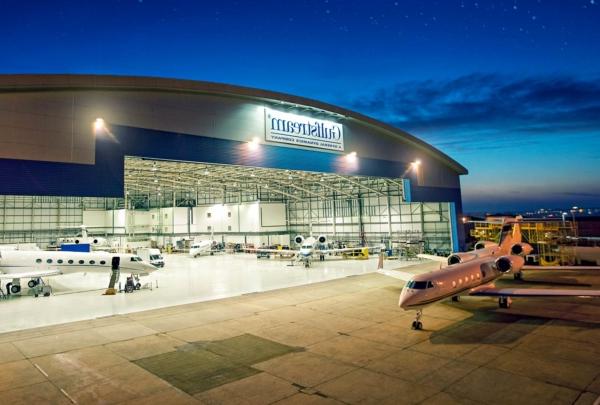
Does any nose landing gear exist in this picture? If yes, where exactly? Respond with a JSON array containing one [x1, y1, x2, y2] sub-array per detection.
[[411, 309, 423, 330]]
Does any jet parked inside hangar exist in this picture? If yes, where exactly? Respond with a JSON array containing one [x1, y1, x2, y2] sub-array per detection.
[[0, 250, 157, 296], [257, 234, 374, 268]]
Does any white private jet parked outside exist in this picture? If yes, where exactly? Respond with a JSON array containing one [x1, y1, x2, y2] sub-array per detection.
[[0, 250, 157, 295], [381, 218, 600, 330], [257, 235, 374, 268]]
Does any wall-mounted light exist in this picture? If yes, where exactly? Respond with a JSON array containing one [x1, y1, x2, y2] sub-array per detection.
[[345, 151, 357, 163], [248, 137, 260, 151], [411, 159, 421, 170], [93, 118, 105, 132]]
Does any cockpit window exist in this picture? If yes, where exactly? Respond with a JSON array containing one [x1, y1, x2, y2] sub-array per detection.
[[131, 256, 142, 262], [302, 245, 311, 249], [406, 281, 432, 289]]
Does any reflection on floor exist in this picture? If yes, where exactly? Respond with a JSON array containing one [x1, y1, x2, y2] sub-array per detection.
[[0, 253, 419, 333]]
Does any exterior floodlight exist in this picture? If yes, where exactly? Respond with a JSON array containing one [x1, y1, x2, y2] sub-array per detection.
[[411, 159, 421, 170], [248, 137, 260, 151], [346, 151, 357, 162], [94, 118, 105, 132]]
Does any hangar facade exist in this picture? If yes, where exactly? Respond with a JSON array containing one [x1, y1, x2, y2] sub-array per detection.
[[0, 74, 467, 253]]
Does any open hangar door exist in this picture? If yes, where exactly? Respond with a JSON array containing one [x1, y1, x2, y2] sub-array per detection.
[[82, 156, 454, 255]]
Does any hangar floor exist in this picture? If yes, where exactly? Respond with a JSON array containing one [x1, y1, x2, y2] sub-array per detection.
[[0, 261, 598, 404], [0, 253, 389, 333]]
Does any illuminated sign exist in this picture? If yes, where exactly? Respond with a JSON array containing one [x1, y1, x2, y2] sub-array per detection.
[[265, 109, 344, 152]]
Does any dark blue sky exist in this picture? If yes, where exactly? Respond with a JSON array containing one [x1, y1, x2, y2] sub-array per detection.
[[1, 0, 599, 212]]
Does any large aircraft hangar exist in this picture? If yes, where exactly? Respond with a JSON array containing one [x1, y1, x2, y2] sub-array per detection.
[[0, 74, 466, 251], [0, 74, 467, 329]]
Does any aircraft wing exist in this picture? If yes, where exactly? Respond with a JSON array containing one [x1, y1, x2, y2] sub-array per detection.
[[0, 269, 62, 279], [255, 249, 297, 254], [470, 286, 600, 298], [376, 269, 414, 281], [522, 265, 600, 271], [417, 254, 447, 263], [316, 247, 377, 254]]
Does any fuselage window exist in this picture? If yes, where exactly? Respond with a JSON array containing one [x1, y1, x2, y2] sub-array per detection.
[[79, 260, 85, 265], [476, 273, 481, 279], [46, 259, 53, 264], [58, 259, 63, 264], [471, 275, 474, 281], [68, 260, 74, 264], [100, 260, 106, 265], [36, 258, 42, 263], [458, 279, 463, 285], [89, 260, 95, 265], [452, 280, 456, 288]]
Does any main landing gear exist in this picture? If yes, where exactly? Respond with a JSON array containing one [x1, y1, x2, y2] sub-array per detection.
[[6, 282, 21, 295], [498, 296, 512, 309], [451, 295, 460, 302], [411, 309, 423, 330]]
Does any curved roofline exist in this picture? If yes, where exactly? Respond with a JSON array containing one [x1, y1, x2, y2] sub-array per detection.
[[0, 74, 467, 175]]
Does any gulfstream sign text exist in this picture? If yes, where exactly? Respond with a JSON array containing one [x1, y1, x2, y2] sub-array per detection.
[[265, 109, 344, 151]]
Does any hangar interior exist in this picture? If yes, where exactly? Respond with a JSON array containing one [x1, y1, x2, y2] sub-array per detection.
[[0, 156, 453, 254]]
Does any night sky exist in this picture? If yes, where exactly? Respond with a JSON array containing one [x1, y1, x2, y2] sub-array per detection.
[[1, 0, 599, 212]]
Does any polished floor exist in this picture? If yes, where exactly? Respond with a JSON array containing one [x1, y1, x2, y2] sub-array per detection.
[[0, 253, 395, 333], [0, 261, 598, 404]]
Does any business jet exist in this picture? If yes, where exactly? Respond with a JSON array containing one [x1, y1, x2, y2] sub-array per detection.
[[381, 219, 600, 330], [0, 250, 157, 295], [189, 240, 216, 257], [257, 235, 374, 268], [56, 225, 110, 248]]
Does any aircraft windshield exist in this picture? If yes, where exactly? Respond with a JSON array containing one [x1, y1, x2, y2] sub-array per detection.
[[302, 245, 311, 249], [150, 255, 161, 260], [406, 281, 434, 289]]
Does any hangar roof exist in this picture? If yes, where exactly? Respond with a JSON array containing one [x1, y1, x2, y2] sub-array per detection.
[[0, 74, 468, 175]]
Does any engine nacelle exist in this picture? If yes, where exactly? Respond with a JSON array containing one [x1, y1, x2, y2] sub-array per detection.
[[447, 252, 478, 265], [510, 242, 533, 257], [317, 235, 327, 244], [494, 255, 525, 273], [294, 235, 305, 245], [474, 241, 499, 251]]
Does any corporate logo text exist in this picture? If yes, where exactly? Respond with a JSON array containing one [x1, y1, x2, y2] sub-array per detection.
[[265, 109, 344, 152]]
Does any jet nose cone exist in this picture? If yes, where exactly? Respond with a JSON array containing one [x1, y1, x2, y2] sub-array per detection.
[[398, 287, 409, 308]]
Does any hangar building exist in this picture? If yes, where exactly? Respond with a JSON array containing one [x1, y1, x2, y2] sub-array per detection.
[[0, 74, 467, 254]]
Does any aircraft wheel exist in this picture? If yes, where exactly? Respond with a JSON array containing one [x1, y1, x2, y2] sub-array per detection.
[[10, 284, 21, 294], [411, 321, 423, 330], [44, 292, 51, 297], [451, 295, 460, 302], [513, 272, 523, 281], [6, 282, 12, 294], [135, 283, 141, 290], [28, 279, 38, 288], [499, 297, 511, 309]]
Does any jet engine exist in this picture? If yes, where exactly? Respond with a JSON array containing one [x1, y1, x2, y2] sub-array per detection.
[[447, 252, 478, 265], [474, 241, 499, 251], [510, 242, 533, 257], [317, 235, 327, 244], [494, 255, 525, 273], [294, 235, 305, 245]]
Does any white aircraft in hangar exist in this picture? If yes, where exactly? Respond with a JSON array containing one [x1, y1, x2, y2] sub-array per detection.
[[380, 217, 600, 330], [0, 250, 157, 296], [257, 234, 374, 268], [56, 225, 110, 248], [189, 240, 217, 257]]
